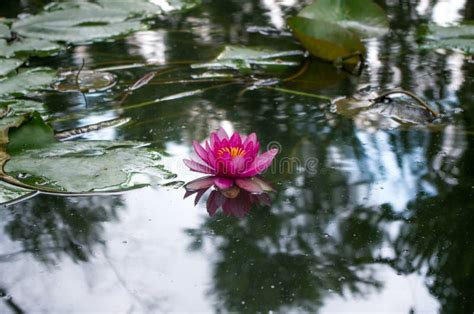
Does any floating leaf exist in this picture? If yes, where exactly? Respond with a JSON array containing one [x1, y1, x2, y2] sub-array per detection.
[[0, 67, 56, 96], [0, 23, 10, 39], [0, 99, 47, 119], [192, 45, 304, 73], [288, 16, 365, 62], [333, 89, 435, 129], [12, 12, 146, 44], [0, 180, 36, 206], [0, 58, 24, 76], [12, 0, 200, 44], [421, 23, 474, 55], [2, 113, 171, 193], [0, 38, 62, 58], [52, 70, 117, 93], [297, 0, 389, 38]]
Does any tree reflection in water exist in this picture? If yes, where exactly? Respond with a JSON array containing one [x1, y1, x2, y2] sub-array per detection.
[[2, 195, 124, 264]]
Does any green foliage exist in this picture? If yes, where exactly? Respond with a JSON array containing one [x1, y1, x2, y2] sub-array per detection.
[[1, 113, 171, 195], [421, 23, 474, 55], [192, 45, 304, 74], [0, 68, 57, 97], [288, 0, 389, 62]]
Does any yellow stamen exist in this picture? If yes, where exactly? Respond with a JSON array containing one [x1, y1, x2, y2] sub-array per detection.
[[218, 146, 246, 158]]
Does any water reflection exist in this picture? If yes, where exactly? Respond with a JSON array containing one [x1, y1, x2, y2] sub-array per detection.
[[185, 184, 271, 217], [0, 0, 473, 312], [1, 195, 124, 264]]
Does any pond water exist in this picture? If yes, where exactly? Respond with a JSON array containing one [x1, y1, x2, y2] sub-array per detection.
[[1, 0, 473, 313]]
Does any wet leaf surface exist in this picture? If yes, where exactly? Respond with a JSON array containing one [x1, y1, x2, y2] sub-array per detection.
[[0, 58, 23, 76], [0, 180, 36, 205], [288, 16, 365, 62], [297, 0, 389, 38], [0, 67, 56, 96], [2, 113, 172, 193], [421, 23, 474, 54], [0, 38, 62, 58], [333, 90, 436, 130], [192, 45, 304, 73], [288, 0, 388, 62]]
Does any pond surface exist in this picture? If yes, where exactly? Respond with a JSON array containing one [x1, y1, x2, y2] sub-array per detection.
[[1, 0, 473, 312]]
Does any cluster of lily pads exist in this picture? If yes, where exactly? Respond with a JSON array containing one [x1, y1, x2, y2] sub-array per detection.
[[0, 0, 471, 206], [0, 0, 200, 205]]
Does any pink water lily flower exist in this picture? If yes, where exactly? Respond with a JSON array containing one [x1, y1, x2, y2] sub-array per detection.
[[184, 128, 278, 193]]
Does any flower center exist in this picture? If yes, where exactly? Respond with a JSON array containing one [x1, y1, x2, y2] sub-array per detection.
[[218, 146, 246, 158]]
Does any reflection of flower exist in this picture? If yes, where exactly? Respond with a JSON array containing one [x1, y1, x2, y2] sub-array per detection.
[[184, 186, 271, 218], [184, 128, 278, 193]]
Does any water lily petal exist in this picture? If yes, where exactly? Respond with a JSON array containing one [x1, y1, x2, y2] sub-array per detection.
[[193, 140, 211, 165], [184, 175, 216, 191], [214, 177, 234, 189], [183, 159, 215, 174], [229, 132, 242, 147], [243, 132, 257, 146], [216, 127, 229, 140], [236, 177, 264, 193], [232, 156, 247, 174], [240, 148, 278, 176]]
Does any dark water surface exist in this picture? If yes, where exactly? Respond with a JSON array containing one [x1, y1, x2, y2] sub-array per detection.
[[1, 0, 473, 313]]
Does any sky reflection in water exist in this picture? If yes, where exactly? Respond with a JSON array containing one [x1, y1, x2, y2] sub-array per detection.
[[0, 0, 473, 313]]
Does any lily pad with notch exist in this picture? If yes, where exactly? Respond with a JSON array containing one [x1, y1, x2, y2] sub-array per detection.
[[191, 45, 305, 75], [1, 113, 174, 194]]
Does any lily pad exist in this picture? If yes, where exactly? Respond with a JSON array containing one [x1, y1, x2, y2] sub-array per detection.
[[0, 23, 10, 39], [12, 11, 146, 44], [288, 16, 365, 62], [0, 67, 56, 96], [12, 0, 200, 44], [192, 45, 304, 73], [0, 38, 62, 58], [421, 23, 474, 55], [287, 0, 388, 62], [52, 70, 117, 93], [333, 89, 435, 129], [2, 113, 171, 193], [0, 99, 47, 119], [0, 180, 36, 206], [297, 0, 389, 38], [0, 58, 24, 76]]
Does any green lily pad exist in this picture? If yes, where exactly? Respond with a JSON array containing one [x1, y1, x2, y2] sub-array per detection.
[[297, 0, 389, 38], [333, 90, 435, 129], [0, 67, 56, 96], [192, 45, 304, 73], [0, 180, 36, 206], [0, 58, 24, 76], [2, 113, 171, 193], [0, 99, 47, 119], [0, 23, 10, 39], [288, 16, 365, 62], [421, 23, 474, 55], [12, 10, 146, 44], [52, 70, 117, 93], [12, 0, 200, 44], [0, 38, 62, 58]]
